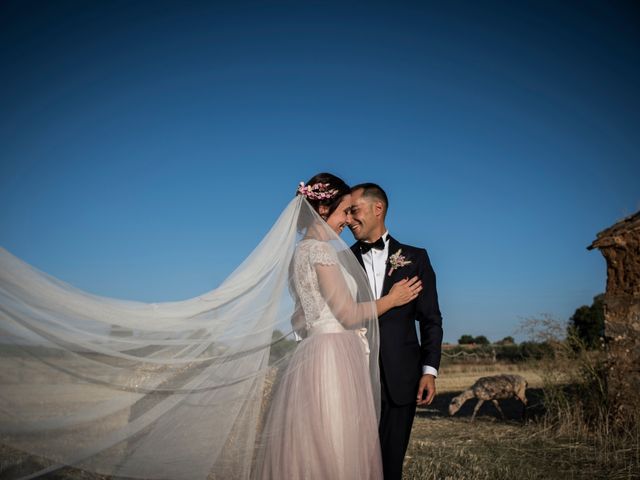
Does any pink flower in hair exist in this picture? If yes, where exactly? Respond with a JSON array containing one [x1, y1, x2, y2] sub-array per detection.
[[297, 181, 339, 200]]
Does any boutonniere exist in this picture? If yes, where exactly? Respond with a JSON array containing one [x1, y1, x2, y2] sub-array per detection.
[[387, 249, 411, 276]]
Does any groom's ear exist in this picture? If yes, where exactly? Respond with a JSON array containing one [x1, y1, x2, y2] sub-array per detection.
[[373, 201, 385, 219]]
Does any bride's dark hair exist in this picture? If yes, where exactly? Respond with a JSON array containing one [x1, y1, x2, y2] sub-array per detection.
[[297, 172, 350, 219]]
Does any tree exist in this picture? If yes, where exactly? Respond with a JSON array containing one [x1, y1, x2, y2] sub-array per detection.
[[496, 336, 515, 345], [473, 335, 490, 345], [568, 294, 605, 349], [458, 334, 475, 345]]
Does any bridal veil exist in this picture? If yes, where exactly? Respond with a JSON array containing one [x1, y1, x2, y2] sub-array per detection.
[[0, 196, 380, 479]]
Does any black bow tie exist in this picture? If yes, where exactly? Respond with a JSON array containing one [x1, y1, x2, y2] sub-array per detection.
[[359, 237, 386, 253]]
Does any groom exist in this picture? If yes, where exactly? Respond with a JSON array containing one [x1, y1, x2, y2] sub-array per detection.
[[349, 183, 443, 480]]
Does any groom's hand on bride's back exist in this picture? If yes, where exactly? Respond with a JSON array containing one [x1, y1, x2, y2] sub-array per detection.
[[416, 374, 436, 406]]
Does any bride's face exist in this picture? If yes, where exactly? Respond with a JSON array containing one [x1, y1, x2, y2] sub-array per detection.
[[324, 194, 352, 235]]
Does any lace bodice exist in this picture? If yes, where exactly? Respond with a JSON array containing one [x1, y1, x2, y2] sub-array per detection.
[[292, 239, 357, 335]]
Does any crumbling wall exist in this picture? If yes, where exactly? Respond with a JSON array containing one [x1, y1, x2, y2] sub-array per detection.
[[589, 212, 640, 422]]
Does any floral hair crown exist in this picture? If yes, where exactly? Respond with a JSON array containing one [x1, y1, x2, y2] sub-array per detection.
[[297, 181, 339, 201]]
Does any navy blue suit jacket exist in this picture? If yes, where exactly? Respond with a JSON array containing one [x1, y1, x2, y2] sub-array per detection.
[[351, 236, 443, 405]]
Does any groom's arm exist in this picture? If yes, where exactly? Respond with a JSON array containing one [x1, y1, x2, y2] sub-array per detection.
[[415, 248, 443, 369], [415, 248, 443, 405]]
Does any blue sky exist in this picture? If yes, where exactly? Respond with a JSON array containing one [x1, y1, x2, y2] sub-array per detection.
[[1, 0, 638, 343]]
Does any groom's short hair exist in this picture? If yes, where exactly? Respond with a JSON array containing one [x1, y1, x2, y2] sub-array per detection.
[[351, 183, 388, 216]]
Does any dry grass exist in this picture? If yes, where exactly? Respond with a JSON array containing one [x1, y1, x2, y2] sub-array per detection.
[[404, 327, 640, 480], [3, 353, 638, 480], [404, 412, 639, 480], [437, 362, 546, 393]]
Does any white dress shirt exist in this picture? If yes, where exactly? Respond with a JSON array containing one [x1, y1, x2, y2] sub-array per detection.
[[361, 231, 438, 377]]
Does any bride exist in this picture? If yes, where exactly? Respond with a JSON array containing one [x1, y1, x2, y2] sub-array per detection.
[[254, 173, 421, 479], [0, 172, 421, 479]]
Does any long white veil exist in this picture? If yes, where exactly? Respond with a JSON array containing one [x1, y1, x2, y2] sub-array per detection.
[[0, 196, 380, 479]]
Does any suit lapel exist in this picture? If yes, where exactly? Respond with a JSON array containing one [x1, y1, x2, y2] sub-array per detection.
[[351, 243, 365, 270], [381, 236, 401, 296]]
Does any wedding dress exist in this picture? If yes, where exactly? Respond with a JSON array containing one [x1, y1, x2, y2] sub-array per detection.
[[0, 196, 381, 480], [254, 239, 383, 479]]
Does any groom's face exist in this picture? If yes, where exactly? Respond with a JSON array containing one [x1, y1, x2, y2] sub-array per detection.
[[348, 188, 383, 242]]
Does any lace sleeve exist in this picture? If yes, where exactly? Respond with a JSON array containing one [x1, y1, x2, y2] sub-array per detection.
[[308, 241, 338, 266]]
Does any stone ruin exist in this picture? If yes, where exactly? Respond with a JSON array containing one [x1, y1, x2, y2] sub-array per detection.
[[588, 211, 640, 422]]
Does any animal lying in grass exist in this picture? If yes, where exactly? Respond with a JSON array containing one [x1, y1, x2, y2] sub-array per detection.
[[448, 374, 528, 421]]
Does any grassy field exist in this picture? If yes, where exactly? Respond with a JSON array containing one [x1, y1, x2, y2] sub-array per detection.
[[403, 361, 640, 480], [2, 360, 638, 479], [436, 362, 545, 393]]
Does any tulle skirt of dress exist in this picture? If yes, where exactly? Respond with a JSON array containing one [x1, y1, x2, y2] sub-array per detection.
[[254, 331, 383, 480]]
